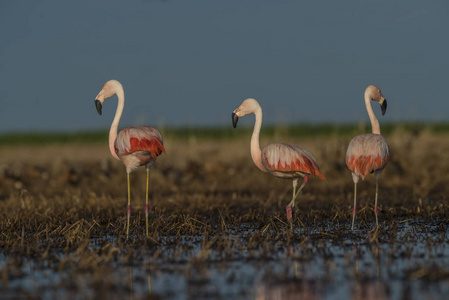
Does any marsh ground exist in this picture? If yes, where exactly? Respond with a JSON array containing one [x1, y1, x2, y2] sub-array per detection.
[[1, 126, 449, 299]]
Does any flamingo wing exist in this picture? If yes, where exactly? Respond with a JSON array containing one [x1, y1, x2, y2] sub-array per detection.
[[261, 143, 326, 180], [115, 126, 166, 158], [346, 133, 389, 179]]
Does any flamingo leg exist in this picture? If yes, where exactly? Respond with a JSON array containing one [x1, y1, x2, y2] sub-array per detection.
[[127, 172, 131, 238], [286, 175, 308, 228], [374, 178, 379, 227], [351, 182, 357, 231], [288, 180, 306, 208], [145, 169, 150, 237], [286, 180, 297, 227]]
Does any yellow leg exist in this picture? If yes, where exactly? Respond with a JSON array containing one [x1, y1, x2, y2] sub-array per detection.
[[289, 181, 306, 208], [287, 174, 308, 229], [146, 169, 150, 237], [127, 172, 131, 238], [374, 178, 379, 227], [287, 182, 297, 230], [351, 182, 357, 231]]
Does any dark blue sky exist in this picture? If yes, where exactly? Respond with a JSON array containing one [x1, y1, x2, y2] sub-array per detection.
[[1, 0, 448, 132]]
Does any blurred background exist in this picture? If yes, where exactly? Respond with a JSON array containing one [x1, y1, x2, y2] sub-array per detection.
[[1, 0, 448, 133]]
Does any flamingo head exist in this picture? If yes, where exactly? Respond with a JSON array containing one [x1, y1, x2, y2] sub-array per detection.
[[232, 98, 261, 128], [366, 85, 387, 116], [94, 80, 123, 115]]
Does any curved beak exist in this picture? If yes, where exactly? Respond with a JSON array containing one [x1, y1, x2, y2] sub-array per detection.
[[380, 99, 387, 116], [95, 100, 102, 115], [232, 112, 239, 128]]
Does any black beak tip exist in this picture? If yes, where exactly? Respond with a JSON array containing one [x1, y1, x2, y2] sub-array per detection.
[[232, 112, 239, 128], [95, 100, 102, 115], [381, 99, 387, 116]]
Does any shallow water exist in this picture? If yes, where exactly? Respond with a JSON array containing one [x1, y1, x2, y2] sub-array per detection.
[[1, 218, 449, 300]]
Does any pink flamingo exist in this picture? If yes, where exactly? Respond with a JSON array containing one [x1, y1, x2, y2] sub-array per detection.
[[346, 85, 389, 230], [94, 80, 165, 238], [232, 98, 326, 227]]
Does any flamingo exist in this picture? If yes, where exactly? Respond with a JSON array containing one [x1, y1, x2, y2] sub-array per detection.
[[94, 80, 165, 238], [346, 85, 389, 230], [232, 98, 326, 227]]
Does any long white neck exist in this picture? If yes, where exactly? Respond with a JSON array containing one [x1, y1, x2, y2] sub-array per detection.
[[365, 91, 381, 135], [250, 106, 267, 172], [109, 88, 124, 160]]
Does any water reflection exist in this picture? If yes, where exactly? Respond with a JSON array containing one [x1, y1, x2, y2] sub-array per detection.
[[351, 281, 388, 300], [129, 266, 153, 299], [130, 267, 133, 300], [255, 247, 321, 300], [256, 280, 319, 300], [351, 244, 388, 300]]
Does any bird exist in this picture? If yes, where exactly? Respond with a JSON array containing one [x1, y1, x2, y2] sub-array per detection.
[[232, 98, 326, 227], [94, 80, 165, 238], [346, 85, 389, 230]]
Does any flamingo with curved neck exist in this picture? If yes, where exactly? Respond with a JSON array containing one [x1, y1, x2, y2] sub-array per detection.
[[346, 85, 389, 230], [232, 98, 326, 227], [95, 80, 165, 238]]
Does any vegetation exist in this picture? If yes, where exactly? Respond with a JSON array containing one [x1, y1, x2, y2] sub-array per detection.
[[1, 122, 449, 145]]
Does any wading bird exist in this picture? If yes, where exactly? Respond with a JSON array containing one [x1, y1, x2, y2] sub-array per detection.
[[94, 80, 165, 238], [232, 98, 326, 227], [346, 85, 389, 230]]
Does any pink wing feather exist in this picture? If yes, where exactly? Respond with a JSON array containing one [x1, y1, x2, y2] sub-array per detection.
[[261, 143, 326, 180], [346, 133, 389, 179], [114, 126, 165, 158]]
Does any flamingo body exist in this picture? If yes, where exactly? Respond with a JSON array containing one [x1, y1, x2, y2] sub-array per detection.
[[262, 143, 326, 180], [232, 98, 325, 226], [346, 85, 389, 230], [115, 126, 165, 173], [94, 79, 164, 237], [346, 134, 389, 180]]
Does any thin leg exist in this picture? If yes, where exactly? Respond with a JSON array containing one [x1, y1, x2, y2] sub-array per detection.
[[351, 182, 357, 231], [289, 180, 298, 208], [286, 175, 308, 228], [374, 178, 379, 227], [288, 180, 306, 208], [127, 172, 131, 238], [145, 169, 150, 237], [286, 180, 297, 227]]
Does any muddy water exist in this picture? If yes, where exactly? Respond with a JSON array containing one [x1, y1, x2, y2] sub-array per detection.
[[1, 219, 448, 300]]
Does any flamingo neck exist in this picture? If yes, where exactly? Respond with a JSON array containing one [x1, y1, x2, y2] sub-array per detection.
[[250, 106, 267, 172], [365, 91, 381, 135], [109, 88, 124, 160]]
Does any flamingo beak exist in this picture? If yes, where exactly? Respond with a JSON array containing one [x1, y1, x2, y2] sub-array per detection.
[[232, 112, 239, 128], [95, 100, 103, 115], [380, 98, 387, 116]]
